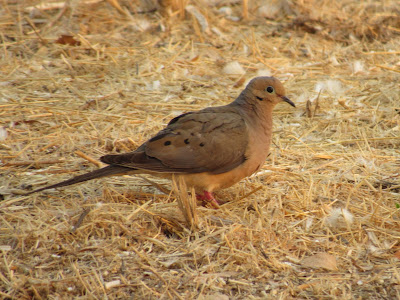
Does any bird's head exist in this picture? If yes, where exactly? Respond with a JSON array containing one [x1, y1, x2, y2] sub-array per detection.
[[244, 76, 295, 108]]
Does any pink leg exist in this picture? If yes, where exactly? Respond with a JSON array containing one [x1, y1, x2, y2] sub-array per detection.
[[196, 191, 220, 209]]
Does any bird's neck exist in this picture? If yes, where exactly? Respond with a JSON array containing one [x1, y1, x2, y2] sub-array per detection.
[[231, 94, 274, 132]]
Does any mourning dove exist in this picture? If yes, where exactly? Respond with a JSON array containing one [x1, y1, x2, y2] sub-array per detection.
[[25, 77, 295, 207]]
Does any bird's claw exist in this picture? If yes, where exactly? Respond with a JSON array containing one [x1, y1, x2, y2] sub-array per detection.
[[196, 191, 220, 209]]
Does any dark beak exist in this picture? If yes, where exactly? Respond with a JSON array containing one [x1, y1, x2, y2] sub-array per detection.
[[282, 96, 295, 107]]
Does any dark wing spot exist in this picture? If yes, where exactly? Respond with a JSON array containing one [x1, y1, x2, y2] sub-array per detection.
[[184, 138, 190, 144], [164, 141, 171, 146], [199, 142, 205, 147]]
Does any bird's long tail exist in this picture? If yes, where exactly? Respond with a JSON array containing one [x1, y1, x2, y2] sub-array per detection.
[[25, 165, 135, 195]]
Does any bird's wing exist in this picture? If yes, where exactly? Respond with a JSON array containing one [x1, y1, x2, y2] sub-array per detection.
[[101, 108, 249, 174]]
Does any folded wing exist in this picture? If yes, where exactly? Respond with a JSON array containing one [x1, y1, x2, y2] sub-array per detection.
[[101, 108, 248, 174]]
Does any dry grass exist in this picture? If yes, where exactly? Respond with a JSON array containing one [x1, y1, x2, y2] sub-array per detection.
[[1, 0, 400, 298]]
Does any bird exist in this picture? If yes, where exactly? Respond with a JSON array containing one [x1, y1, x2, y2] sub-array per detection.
[[25, 76, 295, 208]]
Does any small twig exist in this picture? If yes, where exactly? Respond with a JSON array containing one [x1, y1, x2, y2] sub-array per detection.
[[242, 0, 248, 19], [172, 175, 198, 230], [71, 208, 91, 232], [74, 150, 102, 167], [41, 0, 71, 33], [137, 175, 171, 195], [25, 17, 47, 45], [320, 136, 400, 146], [32, 168, 80, 175], [2, 159, 64, 167], [312, 89, 321, 118], [306, 100, 312, 118], [224, 185, 263, 207], [238, 185, 263, 201], [376, 64, 400, 73], [309, 158, 344, 171]]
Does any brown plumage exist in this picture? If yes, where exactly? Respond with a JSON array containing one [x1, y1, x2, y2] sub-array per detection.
[[25, 77, 295, 207]]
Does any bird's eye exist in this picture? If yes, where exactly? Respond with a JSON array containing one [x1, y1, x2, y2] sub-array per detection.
[[266, 86, 274, 93]]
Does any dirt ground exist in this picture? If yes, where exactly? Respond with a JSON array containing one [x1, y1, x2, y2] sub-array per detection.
[[1, 0, 400, 299]]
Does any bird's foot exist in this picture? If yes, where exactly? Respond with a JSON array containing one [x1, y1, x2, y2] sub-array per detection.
[[196, 191, 220, 209]]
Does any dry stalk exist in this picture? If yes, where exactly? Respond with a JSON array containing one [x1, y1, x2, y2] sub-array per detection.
[[171, 174, 198, 230]]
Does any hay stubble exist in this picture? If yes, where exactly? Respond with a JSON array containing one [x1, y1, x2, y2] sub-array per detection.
[[1, 0, 399, 298]]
